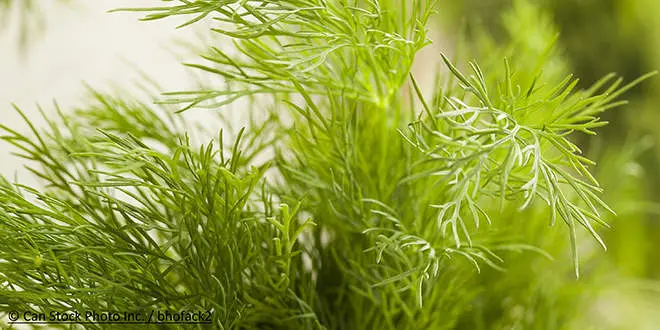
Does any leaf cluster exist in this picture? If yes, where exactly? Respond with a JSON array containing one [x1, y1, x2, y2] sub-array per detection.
[[0, 94, 318, 329]]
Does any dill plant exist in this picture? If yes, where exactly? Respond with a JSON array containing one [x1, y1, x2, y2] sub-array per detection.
[[0, 0, 656, 329]]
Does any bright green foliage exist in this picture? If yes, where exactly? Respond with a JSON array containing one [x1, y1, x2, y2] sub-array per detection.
[[0, 0, 657, 329], [0, 94, 318, 329], [117, 0, 434, 112], [403, 55, 654, 277]]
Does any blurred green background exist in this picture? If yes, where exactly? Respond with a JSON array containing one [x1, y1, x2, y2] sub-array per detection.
[[443, 0, 660, 278], [440, 1, 660, 328]]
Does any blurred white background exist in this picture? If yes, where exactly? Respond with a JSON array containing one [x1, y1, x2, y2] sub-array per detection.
[[0, 0, 213, 184]]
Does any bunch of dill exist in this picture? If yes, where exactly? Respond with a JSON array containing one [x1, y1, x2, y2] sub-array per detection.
[[0, 0, 656, 329]]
